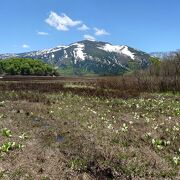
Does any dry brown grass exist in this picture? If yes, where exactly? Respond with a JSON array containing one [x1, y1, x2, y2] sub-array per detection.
[[0, 77, 141, 99], [1, 75, 179, 101], [96, 75, 180, 93]]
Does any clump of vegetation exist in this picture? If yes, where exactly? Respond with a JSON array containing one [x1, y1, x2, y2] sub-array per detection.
[[0, 127, 26, 157], [0, 142, 24, 153], [152, 138, 170, 150], [0, 101, 5, 107], [0, 58, 59, 76], [1, 128, 12, 138]]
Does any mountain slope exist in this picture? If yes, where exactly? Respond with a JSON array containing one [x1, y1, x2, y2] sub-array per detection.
[[0, 40, 151, 75]]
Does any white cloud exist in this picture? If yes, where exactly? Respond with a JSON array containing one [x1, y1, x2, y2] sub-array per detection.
[[45, 11, 82, 31], [84, 34, 96, 41], [22, 44, 30, 48], [37, 31, 48, 36], [94, 27, 110, 36], [78, 24, 89, 31]]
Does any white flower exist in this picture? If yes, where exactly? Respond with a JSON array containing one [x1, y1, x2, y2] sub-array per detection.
[[145, 117, 150, 123], [146, 132, 151, 137], [0, 101, 5, 106], [157, 145, 163, 150], [173, 157, 179, 165], [88, 125, 93, 129], [173, 126, 179, 131], [107, 124, 113, 129], [153, 124, 158, 130], [121, 123, 128, 132], [91, 110, 97, 114], [19, 133, 28, 140], [152, 139, 156, 144]]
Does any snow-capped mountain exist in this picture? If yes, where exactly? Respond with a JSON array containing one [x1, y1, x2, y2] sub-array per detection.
[[0, 40, 151, 75], [150, 50, 180, 59], [0, 53, 19, 59]]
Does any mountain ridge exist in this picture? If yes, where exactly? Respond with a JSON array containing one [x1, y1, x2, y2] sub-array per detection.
[[0, 40, 151, 75], [150, 50, 180, 59]]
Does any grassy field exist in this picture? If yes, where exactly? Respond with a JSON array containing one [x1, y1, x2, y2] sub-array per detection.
[[0, 77, 179, 179]]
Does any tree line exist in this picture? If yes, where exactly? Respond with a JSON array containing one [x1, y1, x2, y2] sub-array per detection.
[[0, 58, 59, 76]]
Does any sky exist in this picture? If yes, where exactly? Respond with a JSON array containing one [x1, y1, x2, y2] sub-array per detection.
[[0, 0, 180, 53]]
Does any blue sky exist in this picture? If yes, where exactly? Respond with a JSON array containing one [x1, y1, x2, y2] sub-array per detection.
[[0, 0, 180, 53]]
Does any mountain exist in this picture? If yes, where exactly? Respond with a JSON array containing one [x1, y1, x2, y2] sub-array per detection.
[[0, 40, 151, 75], [150, 50, 180, 59]]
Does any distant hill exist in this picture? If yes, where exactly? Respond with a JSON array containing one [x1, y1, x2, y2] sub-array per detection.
[[150, 50, 180, 59], [0, 40, 151, 75]]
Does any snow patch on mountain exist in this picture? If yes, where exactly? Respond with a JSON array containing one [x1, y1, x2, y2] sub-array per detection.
[[72, 43, 86, 63], [51, 54, 55, 58], [98, 44, 135, 60], [121, 46, 135, 60], [64, 50, 68, 58]]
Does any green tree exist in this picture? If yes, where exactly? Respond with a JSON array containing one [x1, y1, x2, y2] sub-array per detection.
[[0, 58, 59, 76]]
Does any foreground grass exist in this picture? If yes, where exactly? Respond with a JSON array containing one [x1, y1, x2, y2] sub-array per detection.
[[0, 91, 179, 179]]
